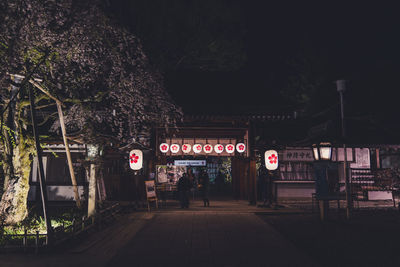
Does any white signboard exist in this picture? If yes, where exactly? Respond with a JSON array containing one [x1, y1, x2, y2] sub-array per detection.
[[265, 150, 279, 170], [129, 149, 143, 170], [174, 160, 206, 166], [350, 148, 370, 168]]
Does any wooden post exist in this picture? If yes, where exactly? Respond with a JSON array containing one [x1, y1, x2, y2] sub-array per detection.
[[88, 163, 97, 217], [56, 102, 81, 208], [29, 84, 53, 244]]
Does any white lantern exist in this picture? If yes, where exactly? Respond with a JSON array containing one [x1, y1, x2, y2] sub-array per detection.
[[204, 144, 213, 153], [170, 144, 180, 153], [214, 144, 224, 154], [193, 144, 202, 154], [236, 143, 246, 153], [265, 150, 278, 170], [225, 144, 235, 153], [182, 144, 191, 153], [159, 143, 169, 153], [129, 149, 143, 170], [312, 142, 332, 161]]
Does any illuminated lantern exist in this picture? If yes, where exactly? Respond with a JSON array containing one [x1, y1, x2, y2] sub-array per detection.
[[159, 143, 169, 153], [265, 150, 278, 170], [170, 144, 180, 153], [129, 149, 143, 170], [312, 142, 332, 161], [225, 144, 235, 153], [204, 144, 213, 153], [193, 144, 202, 153], [236, 143, 246, 153], [214, 144, 224, 154], [182, 144, 191, 153]]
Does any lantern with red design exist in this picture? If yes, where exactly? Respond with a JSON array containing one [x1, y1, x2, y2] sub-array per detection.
[[225, 144, 235, 154], [182, 144, 191, 153], [214, 144, 224, 154], [193, 144, 202, 153], [170, 144, 180, 154], [236, 143, 246, 153], [204, 144, 213, 153], [265, 150, 278, 170], [129, 149, 143, 170], [159, 143, 169, 153]]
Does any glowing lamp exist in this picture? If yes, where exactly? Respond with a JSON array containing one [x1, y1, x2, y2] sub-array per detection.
[[204, 144, 213, 153], [214, 144, 224, 153], [159, 143, 169, 153], [193, 144, 202, 154], [129, 149, 143, 170], [312, 142, 332, 161], [225, 144, 235, 154], [236, 143, 246, 153], [265, 150, 278, 170], [170, 144, 180, 153], [182, 144, 191, 153]]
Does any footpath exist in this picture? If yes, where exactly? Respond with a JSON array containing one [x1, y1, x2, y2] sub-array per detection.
[[0, 199, 319, 267]]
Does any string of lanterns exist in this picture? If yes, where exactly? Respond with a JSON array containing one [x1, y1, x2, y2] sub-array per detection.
[[159, 142, 246, 153]]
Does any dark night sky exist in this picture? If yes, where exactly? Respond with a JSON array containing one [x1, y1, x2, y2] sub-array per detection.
[[110, 1, 400, 117]]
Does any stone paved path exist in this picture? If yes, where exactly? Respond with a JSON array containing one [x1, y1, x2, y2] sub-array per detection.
[[108, 211, 318, 267]]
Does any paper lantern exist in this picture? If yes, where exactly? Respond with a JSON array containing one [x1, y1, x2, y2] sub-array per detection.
[[225, 144, 235, 153], [265, 150, 278, 170], [182, 144, 191, 153], [170, 144, 180, 153], [204, 144, 213, 153], [159, 143, 169, 153], [193, 144, 202, 154], [236, 143, 246, 153], [214, 144, 224, 154], [129, 149, 143, 170]]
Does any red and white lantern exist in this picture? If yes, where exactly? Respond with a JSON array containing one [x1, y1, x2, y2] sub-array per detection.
[[214, 144, 224, 154], [265, 150, 278, 170], [236, 143, 246, 153], [182, 144, 191, 153], [170, 144, 180, 153], [204, 144, 213, 153], [129, 149, 143, 170], [193, 144, 202, 154], [225, 144, 235, 153], [159, 143, 169, 153]]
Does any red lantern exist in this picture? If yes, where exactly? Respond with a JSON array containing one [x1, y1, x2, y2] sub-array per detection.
[[159, 143, 169, 153], [170, 144, 180, 153], [182, 144, 191, 153], [193, 144, 202, 154], [204, 144, 213, 153], [225, 144, 235, 153], [236, 143, 246, 153], [214, 144, 224, 153]]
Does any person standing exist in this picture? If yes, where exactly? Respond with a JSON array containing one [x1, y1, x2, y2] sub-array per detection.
[[177, 173, 191, 208], [199, 170, 210, 207]]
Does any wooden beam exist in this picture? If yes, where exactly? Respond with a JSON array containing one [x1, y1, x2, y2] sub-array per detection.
[[56, 102, 81, 208], [29, 80, 65, 108]]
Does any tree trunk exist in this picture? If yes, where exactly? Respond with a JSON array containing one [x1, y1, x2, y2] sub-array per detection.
[[0, 139, 34, 225]]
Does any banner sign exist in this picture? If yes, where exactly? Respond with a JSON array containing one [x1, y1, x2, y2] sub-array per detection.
[[174, 160, 206, 166], [282, 149, 314, 162]]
